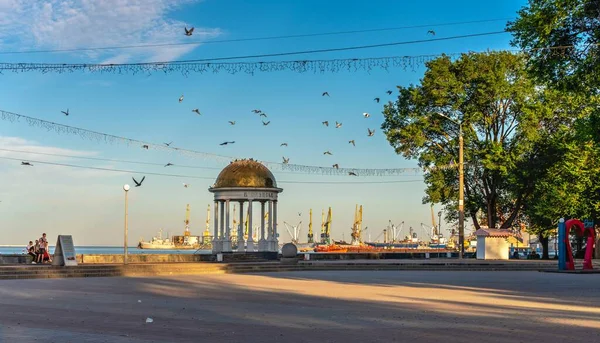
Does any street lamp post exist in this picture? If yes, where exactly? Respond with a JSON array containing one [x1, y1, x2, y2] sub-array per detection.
[[435, 113, 465, 259], [123, 184, 130, 265], [458, 125, 465, 259]]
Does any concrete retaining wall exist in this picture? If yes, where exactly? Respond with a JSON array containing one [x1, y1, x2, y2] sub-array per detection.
[[1, 252, 280, 264], [301, 252, 476, 260], [81, 254, 205, 264], [0, 255, 34, 264]]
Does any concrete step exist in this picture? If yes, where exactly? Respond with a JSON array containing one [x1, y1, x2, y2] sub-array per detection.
[[0, 261, 561, 280]]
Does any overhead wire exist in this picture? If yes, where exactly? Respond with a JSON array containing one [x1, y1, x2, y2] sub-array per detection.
[[2, 42, 592, 76], [0, 18, 513, 55], [1, 31, 508, 66], [0, 156, 424, 185], [0, 148, 424, 177], [0, 109, 449, 176]]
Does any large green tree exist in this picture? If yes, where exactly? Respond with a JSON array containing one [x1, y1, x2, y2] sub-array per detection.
[[521, 129, 600, 257], [381, 51, 588, 231], [507, 0, 600, 92], [508, 0, 600, 256]]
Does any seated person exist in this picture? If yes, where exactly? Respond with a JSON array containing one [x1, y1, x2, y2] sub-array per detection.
[[26, 241, 36, 262]]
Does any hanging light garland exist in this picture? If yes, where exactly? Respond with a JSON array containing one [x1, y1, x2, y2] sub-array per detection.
[[0, 55, 444, 76], [0, 109, 457, 176], [0, 44, 590, 76]]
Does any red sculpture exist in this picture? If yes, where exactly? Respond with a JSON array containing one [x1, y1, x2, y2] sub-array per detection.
[[564, 219, 595, 270]]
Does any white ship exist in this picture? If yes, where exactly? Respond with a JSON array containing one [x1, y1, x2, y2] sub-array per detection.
[[137, 204, 212, 250], [138, 229, 177, 249]]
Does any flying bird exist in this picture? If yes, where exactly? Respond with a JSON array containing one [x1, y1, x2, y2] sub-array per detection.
[[349, 172, 358, 176], [298, 212, 302, 216], [427, 30, 436, 36], [142, 145, 149, 149], [363, 112, 370, 118], [192, 109, 201, 115], [179, 95, 184, 103], [259, 113, 267, 118], [220, 141, 235, 146], [374, 97, 380, 103], [183, 183, 190, 188], [21, 161, 33, 166], [323, 151, 332, 155], [282, 157, 290, 164], [251, 109, 262, 114], [332, 164, 339, 169], [262, 120, 270, 126], [349, 140, 355, 146], [228, 121, 236, 125], [185, 27, 194, 36], [368, 128, 375, 137], [164, 142, 173, 147], [61, 109, 69, 116], [386, 90, 393, 95], [132, 176, 146, 187], [322, 92, 330, 97], [335, 121, 342, 128], [280, 143, 288, 147], [322, 121, 329, 127], [164, 163, 174, 167]]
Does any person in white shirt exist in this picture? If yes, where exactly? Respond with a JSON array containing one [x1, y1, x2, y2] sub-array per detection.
[[37, 233, 47, 264], [26, 241, 36, 263]]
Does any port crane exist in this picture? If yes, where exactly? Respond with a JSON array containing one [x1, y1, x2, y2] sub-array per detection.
[[350, 205, 363, 245], [420, 204, 447, 245], [202, 204, 212, 244], [307, 209, 314, 243], [183, 204, 191, 236], [284, 221, 303, 244], [320, 207, 332, 244], [388, 220, 405, 244]]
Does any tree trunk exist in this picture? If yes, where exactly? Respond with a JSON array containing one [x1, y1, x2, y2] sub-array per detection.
[[487, 198, 494, 228], [470, 212, 481, 231], [539, 234, 550, 260], [500, 195, 524, 230]]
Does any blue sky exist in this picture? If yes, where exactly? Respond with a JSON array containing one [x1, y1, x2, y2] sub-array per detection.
[[0, 0, 526, 245]]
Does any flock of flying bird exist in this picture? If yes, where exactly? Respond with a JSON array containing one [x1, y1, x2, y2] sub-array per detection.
[[17, 25, 407, 187], [315, 90, 390, 176]]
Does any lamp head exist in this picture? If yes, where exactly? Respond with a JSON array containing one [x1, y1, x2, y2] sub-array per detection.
[[123, 184, 130, 192]]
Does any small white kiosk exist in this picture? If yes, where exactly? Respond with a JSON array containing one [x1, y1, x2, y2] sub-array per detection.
[[475, 228, 512, 260]]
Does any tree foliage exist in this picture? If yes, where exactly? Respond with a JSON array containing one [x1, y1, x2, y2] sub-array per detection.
[[509, 0, 600, 254], [381, 51, 589, 231], [507, 0, 600, 92]]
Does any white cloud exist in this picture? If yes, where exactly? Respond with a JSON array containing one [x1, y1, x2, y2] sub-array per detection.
[[0, 136, 122, 181], [0, 136, 97, 160], [0, 0, 221, 62]]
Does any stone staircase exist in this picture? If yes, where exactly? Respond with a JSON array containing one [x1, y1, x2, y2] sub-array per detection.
[[223, 261, 558, 273], [0, 259, 575, 280], [0, 263, 227, 280]]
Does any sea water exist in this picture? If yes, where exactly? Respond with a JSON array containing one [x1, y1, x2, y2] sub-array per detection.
[[0, 246, 212, 255]]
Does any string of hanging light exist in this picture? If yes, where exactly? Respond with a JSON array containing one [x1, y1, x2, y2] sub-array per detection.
[[0, 109, 458, 176]]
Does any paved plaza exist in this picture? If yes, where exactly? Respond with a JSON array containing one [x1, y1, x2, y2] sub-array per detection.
[[0, 270, 599, 342]]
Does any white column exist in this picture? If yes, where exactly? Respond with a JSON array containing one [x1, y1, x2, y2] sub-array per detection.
[[212, 200, 221, 253], [247, 200, 255, 252], [223, 199, 232, 252], [267, 200, 275, 251], [272, 200, 279, 252], [237, 201, 245, 252], [219, 200, 225, 241], [259, 201, 267, 251], [268, 201, 273, 238]]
